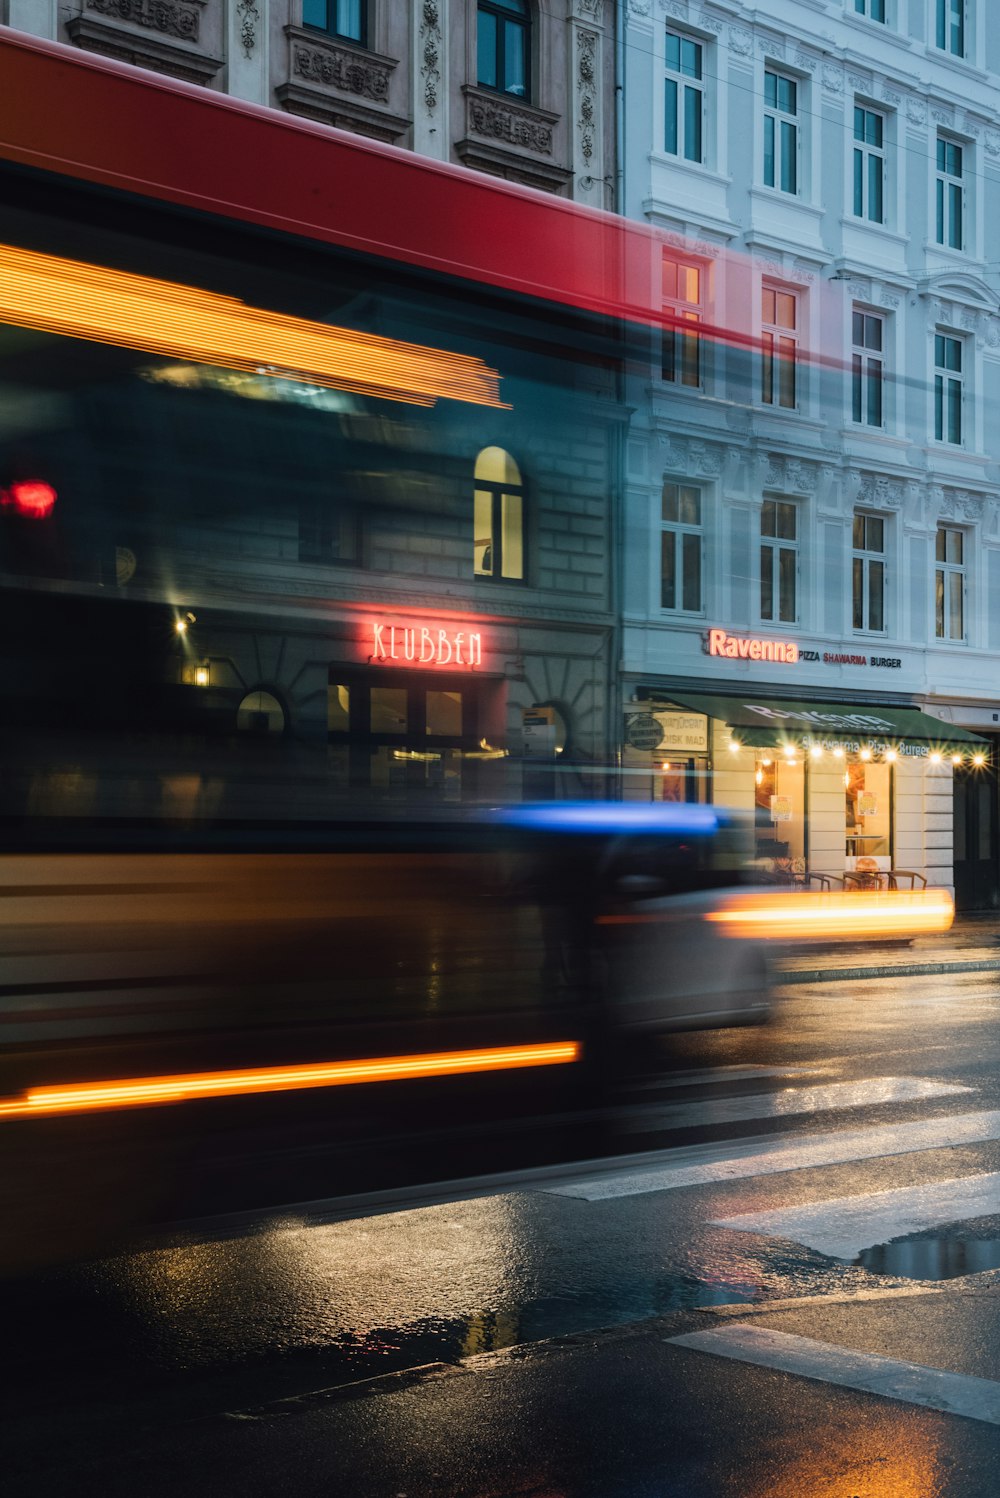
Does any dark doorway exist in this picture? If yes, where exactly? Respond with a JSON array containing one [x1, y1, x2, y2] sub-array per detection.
[[953, 754, 999, 911]]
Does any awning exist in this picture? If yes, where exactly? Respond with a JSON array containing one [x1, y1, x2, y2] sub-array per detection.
[[659, 693, 986, 750]]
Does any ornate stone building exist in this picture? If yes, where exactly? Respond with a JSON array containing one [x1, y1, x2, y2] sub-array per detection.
[[619, 0, 1000, 908], [7, 1, 615, 205]]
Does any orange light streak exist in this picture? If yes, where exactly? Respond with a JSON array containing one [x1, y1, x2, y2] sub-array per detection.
[[0, 1041, 581, 1120], [0, 243, 508, 409], [598, 889, 954, 941], [703, 890, 954, 941]]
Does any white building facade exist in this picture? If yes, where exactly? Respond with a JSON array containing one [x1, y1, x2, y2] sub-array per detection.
[[620, 0, 1000, 906]]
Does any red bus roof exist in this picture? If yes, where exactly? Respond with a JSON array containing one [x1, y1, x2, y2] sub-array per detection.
[[0, 29, 648, 323]]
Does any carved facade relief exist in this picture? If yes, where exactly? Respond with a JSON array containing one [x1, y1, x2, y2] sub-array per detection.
[[278, 27, 409, 144]]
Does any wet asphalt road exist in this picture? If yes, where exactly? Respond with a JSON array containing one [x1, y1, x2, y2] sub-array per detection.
[[6, 968, 1000, 1495]]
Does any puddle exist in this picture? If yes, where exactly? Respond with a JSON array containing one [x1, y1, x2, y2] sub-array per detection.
[[855, 1236, 1000, 1281]]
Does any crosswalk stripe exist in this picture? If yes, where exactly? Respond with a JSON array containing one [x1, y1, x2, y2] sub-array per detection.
[[668, 1326, 1000, 1426], [710, 1171, 1000, 1260], [631, 1075, 972, 1130], [538, 1110, 1000, 1200]]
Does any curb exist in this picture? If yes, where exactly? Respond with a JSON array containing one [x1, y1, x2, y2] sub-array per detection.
[[776, 957, 1000, 985]]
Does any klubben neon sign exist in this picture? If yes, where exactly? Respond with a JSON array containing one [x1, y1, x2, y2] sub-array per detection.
[[708, 628, 799, 664], [370, 621, 482, 667]]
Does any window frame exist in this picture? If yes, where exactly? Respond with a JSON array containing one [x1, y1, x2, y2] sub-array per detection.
[[934, 331, 964, 446], [935, 524, 966, 641], [298, 498, 362, 568], [761, 284, 798, 411], [851, 307, 885, 428], [852, 510, 887, 634], [853, 0, 887, 22], [853, 103, 886, 224], [302, 0, 366, 46], [659, 480, 704, 615], [477, 0, 531, 102], [934, 0, 965, 58], [759, 497, 799, 625], [935, 135, 965, 252], [473, 447, 526, 583], [661, 255, 703, 389], [763, 68, 799, 196], [664, 28, 704, 164]]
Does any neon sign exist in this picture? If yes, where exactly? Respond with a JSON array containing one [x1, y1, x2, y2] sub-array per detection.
[[370, 622, 483, 668], [708, 629, 799, 664]]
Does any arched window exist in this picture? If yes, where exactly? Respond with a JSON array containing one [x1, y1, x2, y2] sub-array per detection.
[[474, 446, 524, 580], [477, 0, 530, 100], [302, 0, 365, 46], [236, 690, 286, 737]]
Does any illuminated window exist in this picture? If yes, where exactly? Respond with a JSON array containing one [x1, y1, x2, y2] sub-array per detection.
[[853, 105, 885, 224], [852, 512, 886, 633], [662, 257, 702, 387], [664, 31, 703, 163], [852, 309, 884, 427], [763, 70, 798, 195], [760, 498, 798, 624], [754, 753, 806, 871], [935, 525, 966, 641], [302, 0, 365, 45], [478, 0, 529, 100], [934, 333, 963, 446], [935, 0, 964, 56], [474, 446, 524, 581], [661, 482, 702, 613], [936, 138, 964, 250], [237, 690, 285, 736], [761, 286, 797, 409]]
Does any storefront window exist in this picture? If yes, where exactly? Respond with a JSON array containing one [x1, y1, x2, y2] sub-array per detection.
[[754, 751, 805, 875], [845, 759, 891, 860]]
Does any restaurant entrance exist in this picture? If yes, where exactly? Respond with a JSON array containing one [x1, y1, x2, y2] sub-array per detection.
[[953, 755, 999, 910], [328, 668, 503, 801]]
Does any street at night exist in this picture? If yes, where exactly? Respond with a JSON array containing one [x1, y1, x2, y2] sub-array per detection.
[[7, 963, 1000, 1496]]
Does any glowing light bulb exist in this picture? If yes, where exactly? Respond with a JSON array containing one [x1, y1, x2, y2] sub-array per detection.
[[809, 745, 823, 759], [930, 752, 942, 765], [973, 753, 986, 767], [860, 747, 871, 761]]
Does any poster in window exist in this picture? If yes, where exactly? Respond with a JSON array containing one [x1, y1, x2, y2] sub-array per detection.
[[770, 794, 793, 823], [857, 791, 878, 817]]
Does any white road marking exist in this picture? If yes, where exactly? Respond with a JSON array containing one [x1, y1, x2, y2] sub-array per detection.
[[637, 1076, 972, 1130], [539, 1109, 1000, 1200], [710, 1172, 1000, 1260], [669, 1326, 1000, 1426]]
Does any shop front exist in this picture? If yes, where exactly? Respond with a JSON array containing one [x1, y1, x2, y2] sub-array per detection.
[[624, 691, 986, 891]]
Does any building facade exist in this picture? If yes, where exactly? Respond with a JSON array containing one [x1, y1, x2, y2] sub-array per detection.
[[620, 0, 1000, 905], [5, 0, 615, 205]]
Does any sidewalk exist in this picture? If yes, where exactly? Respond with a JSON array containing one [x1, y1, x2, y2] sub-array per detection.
[[774, 911, 1000, 984]]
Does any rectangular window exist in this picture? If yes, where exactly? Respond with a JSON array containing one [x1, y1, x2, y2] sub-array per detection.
[[760, 498, 797, 623], [660, 482, 703, 612], [664, 31, 703, 163], [934, 333, 963, 445], [299, 502, 360, 565], [854, 0, 886, 20], [763, 70, 798, 194], [936, 137, 964, 250], [852, 512, 886, 632], [853, 105, 885, 223], [761, 287, 797, 408], [852, 309, 884, 427], [935, 525, 965, 640], [303, 0, 364, 44], [936, 0, 965, 56], [662, 257, 702, 387]]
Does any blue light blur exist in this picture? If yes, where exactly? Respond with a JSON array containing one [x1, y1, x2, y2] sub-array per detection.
[[493, 802, 720, 834]]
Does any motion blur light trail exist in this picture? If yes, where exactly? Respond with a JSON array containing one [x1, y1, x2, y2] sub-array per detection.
[[0, 243, 508, 409], [0, 1042, 582, 1119], [705, 890, 955, 941]]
